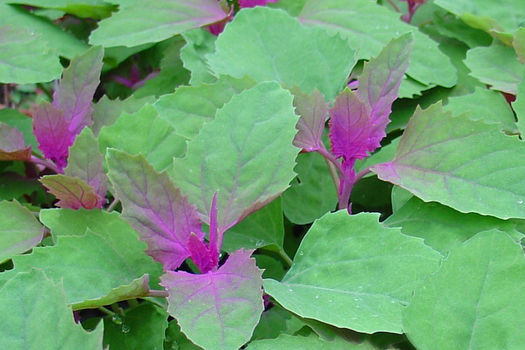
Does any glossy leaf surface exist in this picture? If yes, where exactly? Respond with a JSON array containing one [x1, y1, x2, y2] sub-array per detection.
[[90, 0, 228, 47], [0, 200, 43, 263], [372, 103, 525, 220], [404, 230, 525, 349], [208, 7, 356, 101], [264, 212, 441, 334], [172, 82, 299, 231], [0, 269, 104, 349]]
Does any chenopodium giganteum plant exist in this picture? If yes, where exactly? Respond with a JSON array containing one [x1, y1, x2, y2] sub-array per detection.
[[2, 0, 525, 349]]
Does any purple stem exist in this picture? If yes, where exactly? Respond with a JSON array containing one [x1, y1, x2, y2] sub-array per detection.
[[208, 193, 220, 267], [30, 155, 62, 174]]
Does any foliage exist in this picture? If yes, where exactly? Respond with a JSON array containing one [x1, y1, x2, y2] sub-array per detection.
[[1, 0, 525, 349]]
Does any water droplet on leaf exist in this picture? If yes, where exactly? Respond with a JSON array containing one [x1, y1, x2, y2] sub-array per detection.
[[121, 324, 131, 333], [111, 315, 123, 325]]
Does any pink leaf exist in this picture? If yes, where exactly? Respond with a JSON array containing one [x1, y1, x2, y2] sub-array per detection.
[[40, 174, 105, 209], [53, 46, 104, 136], [329, 89, 374, 162], [106, 150, 204, 270], [239, 0, 279, 8], [160, 249, 264, 349], [292, 87, 328, 152], [0, 123, 31, 161], [356, 33, 413, 152], [33, 102, 73, 170], [187, 233, 215, 274]]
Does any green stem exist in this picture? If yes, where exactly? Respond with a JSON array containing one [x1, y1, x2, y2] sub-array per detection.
[[128, 298, 140, 308], [98, 306, 115, 317], [147, 290, 169, 298], [107, 197, 120, 212], [279, 249, 294, 268]]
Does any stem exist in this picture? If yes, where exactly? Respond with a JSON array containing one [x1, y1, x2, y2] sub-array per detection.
[[107, 197, 120, 212], [30, 155, 61, 174], [128, 298, 140, 308], [354, 165, 373, 185], [279, 249, 294, 268], [323, 156, 340, 195], [98, 306, 115, 317], [147, 290, 169, 298], [317, 147, 344, 175], [2, 84, 10, 107]]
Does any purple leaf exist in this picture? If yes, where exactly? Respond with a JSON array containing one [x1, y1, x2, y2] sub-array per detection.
[[160, 249, 264, 350], [329, 88, 374, 162], [64, 127, 107, 200], [53, 46, 104, 136], [106, 149, 204, 271], [239, 0, 279, 8], [40, 174, 105, 209], [187, 233, 215, 274], [33, 102, 73, 170], [356, 33, 413, 152], [292, 87, 328, 152], [207, 193, 220, 268], [0, 123, 31, 161]]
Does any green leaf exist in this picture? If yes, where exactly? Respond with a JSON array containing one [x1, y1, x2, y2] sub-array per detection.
[[164, 320, 203, 350], [385, 196, 524, 255], [247, 334, 376, 350], [98, 104, 186, 171], [0, 269, 104, 349], [207, 7, 356, 101], [403, 230, 525, 350], [434, 0, 525, 37], [5, 0, 116, 19], [153, 75, 257, 151], [371, 103, 525, 220], [443, 87, 518, 134], [103, 303, 168, 350], [133, 37, 190, 98], [264, 211, 442, 334], [223, 198, 285, 252], [89, 0, 228, 47], [282, 152, 338, 225], [172, 82, 300, 231], [161, 249, 264, 350], [298, 0, 457, 91], [91, 95, 155, 136], [72, 274, 151, 311], [432, 11, 493, 48], [0, 200, 43, 263], [29, 209, 163, 305], [3, 228, 159, 307], [0, 174, 42, 201], [64, 127, 107, 199], [514, 27, 525, 63], [514, 67, 525, 136], [0, 4, 89, 60], [0, 25, 62, 84], [0, 108, 39, 154], [181, 29, 218, 85], [464, 44, 523, 94]]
